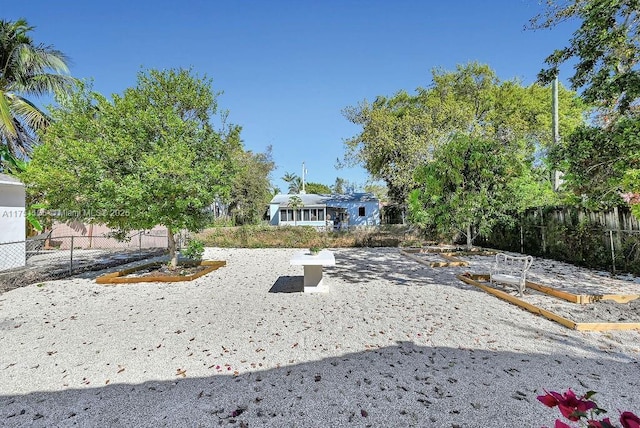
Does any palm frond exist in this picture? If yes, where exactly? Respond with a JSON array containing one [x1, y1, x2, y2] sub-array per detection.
[[0, 18, 74, 157], [16, 43, 71, 74], [13, 73, 77, 97], [0, 90, 17, 136], [6, 93, 50, 130], [0, 118, 36, 156]]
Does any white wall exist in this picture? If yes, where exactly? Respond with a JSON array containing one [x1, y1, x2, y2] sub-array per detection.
[[0, 181, 26, 271], [329, 200, 381, 227], [269, 204, 280, 225]]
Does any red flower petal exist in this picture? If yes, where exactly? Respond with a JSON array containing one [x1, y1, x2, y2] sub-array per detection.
[[564, 389, 578, 401], [555, 419, 573, 428], [621, 412, 640, 428], [538, 393, 559, 408], [576, 399, 597, 413], [558, 403, 581, 422]]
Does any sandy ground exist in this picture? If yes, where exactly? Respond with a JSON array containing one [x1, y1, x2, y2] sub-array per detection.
[[0, 247, 638, 427], [412, 250, 640, 324]]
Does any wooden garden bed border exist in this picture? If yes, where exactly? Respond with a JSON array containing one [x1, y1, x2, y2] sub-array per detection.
[[400, 249, 469, 267], [402, 247, 496, 256], [526, 280, 639, 304], [457, 274, 640, 332], [469, 274, 639, 305], [96, 260, 226, 284], [401, 249, 638, 303]]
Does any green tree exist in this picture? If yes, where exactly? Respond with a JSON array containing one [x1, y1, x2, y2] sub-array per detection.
[[342, 91, 427, 205], [0, 18, 76, 163], [282, 171, 302, 193], [531, 0, 640, 114], [228, 146, 275, 225], [408, 134, 526, 249], [288, 195, 303, 226], [342, 62, 586, 206], [305, 182, 331, 194], [621, 170, 640, 219], [506, 168, 559, 214], [364, 182, 388, 203], [23, 69, 238, 269], [332, 177, 346, 194], [550, 116, 640, 208], [0, 145, 26, 173]]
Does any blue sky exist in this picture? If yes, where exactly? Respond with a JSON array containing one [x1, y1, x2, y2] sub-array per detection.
[[6, 1, 577, 193]]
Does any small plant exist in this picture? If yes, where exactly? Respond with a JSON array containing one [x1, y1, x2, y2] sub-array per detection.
[[309, 246, 322, 255], [538, 388, 639, 428], [182, 239, 205, 261]]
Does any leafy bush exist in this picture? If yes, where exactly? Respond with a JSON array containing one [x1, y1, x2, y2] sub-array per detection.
[[196, 225, 424, 249], [182, 239, 205, 261]]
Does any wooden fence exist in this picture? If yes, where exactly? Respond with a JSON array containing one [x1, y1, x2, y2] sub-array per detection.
[[479, 206, 640, 275]]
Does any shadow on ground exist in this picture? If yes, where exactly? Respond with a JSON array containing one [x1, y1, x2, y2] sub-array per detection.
[[269, 276, 304, 293], [0, 249, 165, 294], [0, 342, 637, 427], [326, 248, 479, 290]]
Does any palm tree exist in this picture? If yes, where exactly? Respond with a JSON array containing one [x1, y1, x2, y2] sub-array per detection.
[[282, 171, 302, 193], [282, 171, 296, 183], [288, 195, 303, 226], [0, 18, 76, 164], [289, 176, 303, 193]]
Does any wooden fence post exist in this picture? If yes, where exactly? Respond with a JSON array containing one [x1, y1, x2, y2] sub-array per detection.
[[539, 207, 546, 254], [609, 230, 616, 275]]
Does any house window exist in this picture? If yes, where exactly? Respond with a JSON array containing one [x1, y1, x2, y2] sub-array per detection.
[[318, 210, 325, 221], [303, 209, 310, 221], [296, 210, 302, 221], [358, 206, 366, 216], [310, 209, 317, 221], [281, 209, 295, 222]]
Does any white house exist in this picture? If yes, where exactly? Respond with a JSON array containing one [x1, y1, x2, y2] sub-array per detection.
[[0, 173, 26, 271], [269, 193, 380, 228]]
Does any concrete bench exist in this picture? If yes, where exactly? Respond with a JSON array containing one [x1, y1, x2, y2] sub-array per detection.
[[290, 250, 335, 293], [490, 252, 533, 296]]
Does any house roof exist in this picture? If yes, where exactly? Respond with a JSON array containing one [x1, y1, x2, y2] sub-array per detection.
[[270, 193, 331, 206], [0, 173, 24, 186], [270, 192, 378, 206], [328, 193, 379, 203]]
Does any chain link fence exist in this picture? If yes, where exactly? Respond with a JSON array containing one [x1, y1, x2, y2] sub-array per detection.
[[0, 230, 187, 293]]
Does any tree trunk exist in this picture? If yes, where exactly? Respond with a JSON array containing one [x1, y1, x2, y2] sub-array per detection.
[[520, 217, 524, 254], [167, 228, 178, 270], [466, 224, 472, 250]]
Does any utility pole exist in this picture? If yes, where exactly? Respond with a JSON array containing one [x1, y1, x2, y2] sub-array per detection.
[[552, 76, 563, 190], [301, 162, 307, 194], [552, 76, 560, 145]]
